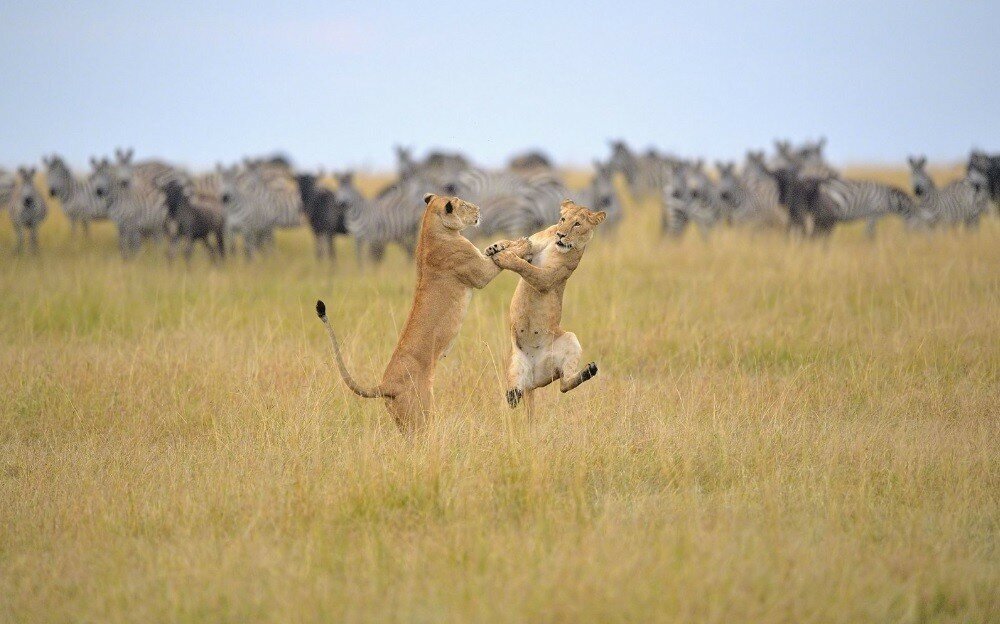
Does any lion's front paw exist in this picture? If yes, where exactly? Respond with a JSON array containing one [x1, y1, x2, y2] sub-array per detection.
[[580, 362, 598, 382], [492, 250, 520, 269], [484, 240, 510, 257], [505, 237, 531, 257]]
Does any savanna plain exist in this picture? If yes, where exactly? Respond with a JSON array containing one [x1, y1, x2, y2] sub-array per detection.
[[1, 167, 997, 623]]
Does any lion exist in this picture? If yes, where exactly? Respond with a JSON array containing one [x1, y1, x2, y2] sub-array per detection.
[[316, 193, 513, 431], [486, 199, 606, 417]]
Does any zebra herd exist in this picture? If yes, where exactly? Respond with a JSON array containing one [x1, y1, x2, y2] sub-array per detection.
[[0, 141, 997, 260], [607, 139, 998, 239]]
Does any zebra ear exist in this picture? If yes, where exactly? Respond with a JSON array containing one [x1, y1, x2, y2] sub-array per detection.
[[423, 193, 435, 205]]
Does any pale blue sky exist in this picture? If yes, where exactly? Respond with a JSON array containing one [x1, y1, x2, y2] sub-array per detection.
[[0, 1, 996, 170]]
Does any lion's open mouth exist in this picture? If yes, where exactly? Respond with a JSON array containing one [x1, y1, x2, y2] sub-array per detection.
[[555, 239, 571, 250]]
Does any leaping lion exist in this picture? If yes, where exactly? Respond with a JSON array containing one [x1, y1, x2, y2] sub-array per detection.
[[486, 199, 606, 417], [316, 193, 513, 431]]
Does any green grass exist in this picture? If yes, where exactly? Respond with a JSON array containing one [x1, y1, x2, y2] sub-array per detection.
[[0, 171, 997, 623]]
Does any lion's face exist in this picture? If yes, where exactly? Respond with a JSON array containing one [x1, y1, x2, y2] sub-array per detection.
[[553, 200, 606, 253], [423, 194, 481, 231]]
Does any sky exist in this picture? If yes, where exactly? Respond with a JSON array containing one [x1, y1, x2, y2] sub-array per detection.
[[0, 0, 997, 171]]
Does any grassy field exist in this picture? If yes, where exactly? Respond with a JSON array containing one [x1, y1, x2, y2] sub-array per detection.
[[1, 168, 997, 623]]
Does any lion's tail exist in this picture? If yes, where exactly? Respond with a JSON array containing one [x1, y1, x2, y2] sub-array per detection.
[[315, 300, 393, 399]]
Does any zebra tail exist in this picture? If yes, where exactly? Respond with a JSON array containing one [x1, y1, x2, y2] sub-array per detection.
[[315, 300, 392, 399]]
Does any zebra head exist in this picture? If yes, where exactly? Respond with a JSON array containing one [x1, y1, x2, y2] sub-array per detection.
[[87, 157, 117, 217], [907, 155, 933, 198], [715, 161, 742, 210], [14, 167, 45, 222], [966, 161, 991, 195], [216, 163, 247, 227], [395, 146, 417, 180], [42, 155, 73, 201], [332, 171, 365, 225], [588, 161, 618, 213]]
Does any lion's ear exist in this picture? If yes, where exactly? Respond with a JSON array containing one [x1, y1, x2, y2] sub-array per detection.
[[444, 200, 454, 214], [589, 211, 607, 225], [560, 198, 575, 216], [423, 193, 435, 205]]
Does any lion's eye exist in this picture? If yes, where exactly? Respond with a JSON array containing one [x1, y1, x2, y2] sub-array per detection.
[[559, 217, 565, 222], [573, 221, 580, 227]]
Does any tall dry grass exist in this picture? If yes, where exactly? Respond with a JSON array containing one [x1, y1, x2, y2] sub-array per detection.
[[0, 167, 997, 623]]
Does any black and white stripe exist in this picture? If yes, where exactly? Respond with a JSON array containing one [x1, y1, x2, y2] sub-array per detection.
[[716, 156, 786, 229], [449, 168, 564, 238], [908, 156, 989, 228], [4, 167, 48, 253], [818, 177, 914, 236], [43, 155, 108, 238], [217, 162, 303, 258], [578, 161, 624, 231]]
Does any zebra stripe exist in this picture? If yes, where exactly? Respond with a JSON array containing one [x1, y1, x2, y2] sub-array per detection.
[[577, 162, 624, 230], [338, 172, 426, 263], [819, 178, 914, 224], [451, 168, 564, 238], [716, 157, 786, 229], [217, 163, 302, 258], [5, 167, 48, 253], [43, 155, 109, 237], [908, 156, 989, 228]]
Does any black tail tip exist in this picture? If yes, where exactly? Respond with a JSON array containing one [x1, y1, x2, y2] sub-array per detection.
[[315, 300, 326, 319]]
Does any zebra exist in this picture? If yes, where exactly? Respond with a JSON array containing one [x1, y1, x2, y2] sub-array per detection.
[[4, 167, 48, 254], [448, 167, 564, 239], [335, 171, 427, 265], [907, 156, 989, 229], [578, 161, 624, 231], [42, 154, 108, 239], [659, 160, 719, 238], [660, 163, 694, 238], [715, 155, 786, 229], [395, 146, 471, 188], [89, 148, 179, 258], [817, 177, 915, 237], [216, 162, 302, 259], [508, 150, 553, 172], [771, 138, 837, 178], [606, 140, 639, 190], [968, 150, 1000, 212]]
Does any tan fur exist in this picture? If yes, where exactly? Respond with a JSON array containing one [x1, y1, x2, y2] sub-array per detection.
[[487, 199, 606, 417], [318, 194, 509, 431]]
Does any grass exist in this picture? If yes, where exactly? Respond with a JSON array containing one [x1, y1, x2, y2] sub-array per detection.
[[0, 168, 997, 623]]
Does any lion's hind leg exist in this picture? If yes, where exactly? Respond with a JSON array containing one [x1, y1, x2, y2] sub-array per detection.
[[506, 342, 533, 409], [554, 332, 598, 393]]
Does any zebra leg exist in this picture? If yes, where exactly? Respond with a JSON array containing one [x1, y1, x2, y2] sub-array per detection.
[[166, 233, 179, 264], [69, 218, 78, 240], [14, 224, 24, 254], [325, 233, 335, 262], [369, 242, 386, 264], [29, 226, 40, 254], [82, 219, 90, 240], [183, 238, 196, 264], [314, 234, 324, 260], [353, 238, 366, 268], [864, 218, 878, 240], [215, 231, 226, 261]]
